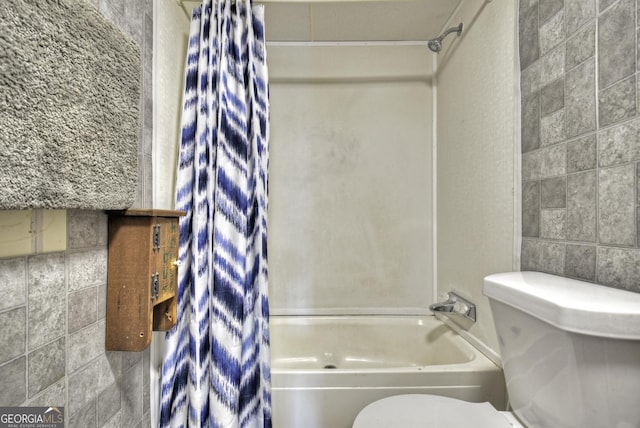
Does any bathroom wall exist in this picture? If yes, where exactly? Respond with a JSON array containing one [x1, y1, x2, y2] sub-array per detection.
[[154, 2, 190, 210], [0, 210, 66, 258], [268, 46, 435, 314], [436, 0, 518, 354], [520, 0, 640, 290], [0, 0, 154, 426], [149, 2, 191, 425]]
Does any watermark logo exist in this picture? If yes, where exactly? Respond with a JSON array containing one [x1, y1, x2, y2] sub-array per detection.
[[0, 407, 64, 428]]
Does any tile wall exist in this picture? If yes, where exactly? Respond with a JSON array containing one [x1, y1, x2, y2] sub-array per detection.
[[0, 0, 153, 426], [520, 0, 640, 290]]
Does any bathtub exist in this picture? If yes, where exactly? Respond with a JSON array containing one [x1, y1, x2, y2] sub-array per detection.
[[270, 316, 506, 428]]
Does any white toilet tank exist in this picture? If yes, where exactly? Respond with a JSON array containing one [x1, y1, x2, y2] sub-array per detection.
[[484, 271, 640, 428]]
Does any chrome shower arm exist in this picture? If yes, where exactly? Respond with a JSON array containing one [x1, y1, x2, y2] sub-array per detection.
[[427, 23, 463, 53], [438, 23, 464, 41]]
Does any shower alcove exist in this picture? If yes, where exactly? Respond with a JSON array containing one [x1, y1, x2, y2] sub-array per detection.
[[153, 1, 517, 427]]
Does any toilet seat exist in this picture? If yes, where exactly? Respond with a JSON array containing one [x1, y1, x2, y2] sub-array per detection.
[[352, 394, 518, 428]]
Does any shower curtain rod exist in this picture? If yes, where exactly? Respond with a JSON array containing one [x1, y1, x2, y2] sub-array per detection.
[[177, 0, 491, 5], [266, 41, 430, 47]]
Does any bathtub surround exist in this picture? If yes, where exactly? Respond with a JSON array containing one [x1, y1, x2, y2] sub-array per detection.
[[436, 0, 518, 356], [520, 0, 640, 290], [0, 0, 141, 210], [268, 46, 433, 314], [0, 0, 153, 426]]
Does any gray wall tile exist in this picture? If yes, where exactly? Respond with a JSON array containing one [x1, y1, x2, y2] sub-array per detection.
[[28, 253, 65, 350], [68, 286, 98, 333], [600, 0, 617, 12], [567, 134, 597, 172], [0, 307, 25, 365], [566, 23, 595, 70], [68, 249, 108, 292], [143, 380, 150, 415], [539, 0, 563, 24], [24, 380, 64, 407], [520, 239, 539, 271], [521, 239, 566, 274], [144, 154, 153, 208], [637, 206, 640, 250], [0, 258, 26, 311], [540, 241, 566, 275], [99, 0, 125, 28], [523, 181, 540, 237], [565, 58, 597, 138], [565, 0, 595, 35], [141, 412, 151, 428], [122, 0, 144, 45], [98, 382, 122, 427], [98, 283, 107, 320], [565, 244, 596, 281], [522, 93, 540, 153], [599, 117, 640, 167], [124, 0, 145, 23], [521, 60, 542, 97], [68, 320, 106, 373], [24, 378, 66, 407], [0, 357, 26, 405], [598, 0, 635, 89], [540, 45, 566, 88], [68, 353, 120, 414], [566, 171, 597, 242], [540, 143, 567, 177], [541, 109, 565, 146], [597, 246, 640, 291], [68, 210, 108, 250], [122, 350, 142, 372], [541, 78, 564, 116], [637, 72, 640, 117], [637, 29, 640, 72], [523, 145, 569, 182], [28, 338, 65, 398], [599, 75, 636, 127], [142, 348, 150, 387], [121, 361, 143, 427], [103, 413, 122, 428], [540, 10, 565, 55], [522, 150, 542, 181], [598, 164, 636, 246], [541, 176, 566, 208], [541, 209, 566, 239], [69, 400, 97, 428]]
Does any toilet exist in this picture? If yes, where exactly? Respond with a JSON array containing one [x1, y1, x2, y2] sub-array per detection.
[[353, 271, 640, 428]]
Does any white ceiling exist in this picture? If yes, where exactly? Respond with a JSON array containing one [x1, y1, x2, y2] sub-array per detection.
[[183, 1, 462, 42]]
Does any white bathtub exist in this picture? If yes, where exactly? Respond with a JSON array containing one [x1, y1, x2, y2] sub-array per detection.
[[270, 316, 506, 428]]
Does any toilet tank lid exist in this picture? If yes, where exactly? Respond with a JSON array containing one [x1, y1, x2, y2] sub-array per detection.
[[484, 271, 640, 340]]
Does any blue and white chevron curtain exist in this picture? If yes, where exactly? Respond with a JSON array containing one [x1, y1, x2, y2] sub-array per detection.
[[160, 0, 271, 427]]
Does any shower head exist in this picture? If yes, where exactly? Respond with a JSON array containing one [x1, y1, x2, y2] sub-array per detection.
[[427, 23, 463, 53]]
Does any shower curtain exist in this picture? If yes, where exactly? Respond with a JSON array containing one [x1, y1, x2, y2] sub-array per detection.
[[160, 1, 271, 427]]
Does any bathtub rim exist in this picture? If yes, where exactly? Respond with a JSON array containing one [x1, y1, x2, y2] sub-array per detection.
[[268, 312, 503, 367], [269, 314, 503, 375]]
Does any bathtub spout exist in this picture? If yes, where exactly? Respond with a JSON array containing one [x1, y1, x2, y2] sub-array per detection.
[[429, 301, 455, 312], [429, 292, 477, 324]]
